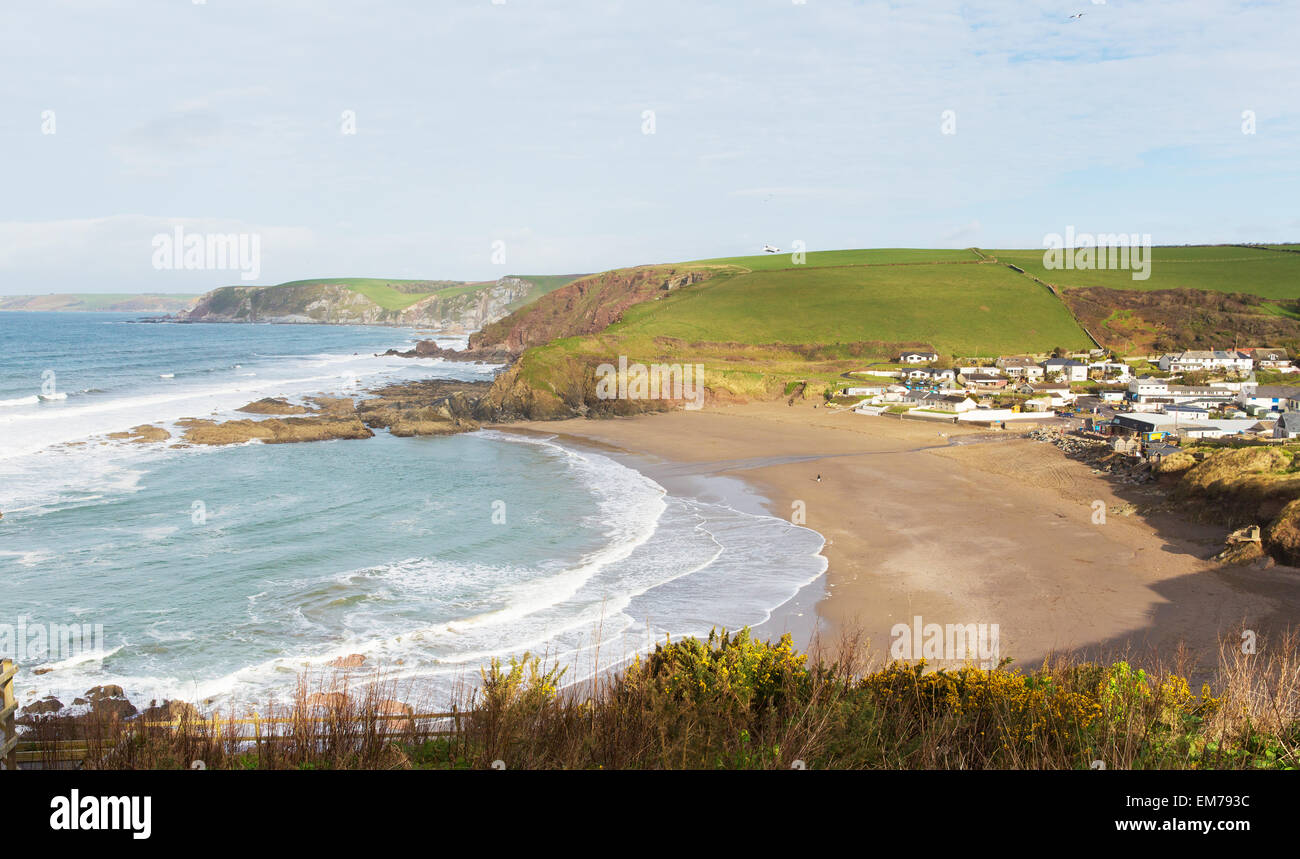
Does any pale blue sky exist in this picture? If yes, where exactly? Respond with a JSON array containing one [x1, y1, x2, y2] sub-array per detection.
[[1, 0, 1296, 293]]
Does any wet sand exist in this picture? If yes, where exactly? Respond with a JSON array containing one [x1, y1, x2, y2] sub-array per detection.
[[499, 400, 1300, 673]]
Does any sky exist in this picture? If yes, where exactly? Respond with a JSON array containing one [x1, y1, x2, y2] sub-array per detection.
[[1, 0, 1297, 294]]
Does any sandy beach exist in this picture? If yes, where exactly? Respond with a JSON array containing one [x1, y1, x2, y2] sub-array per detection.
[[500, 400, 1300, 674]]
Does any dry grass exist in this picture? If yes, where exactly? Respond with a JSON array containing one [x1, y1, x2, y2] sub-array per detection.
[[20, 627, 1300, 770]]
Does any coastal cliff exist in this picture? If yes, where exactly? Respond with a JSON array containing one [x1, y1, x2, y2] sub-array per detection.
[[469, 265, 721, 353], [179, 275, 579, 330]]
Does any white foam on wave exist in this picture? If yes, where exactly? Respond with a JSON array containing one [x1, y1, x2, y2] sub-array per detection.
[[0, 351, 495, 462], [0, 443, 151, 518], [154, 438, 824, 710], [6, 361, 826, 713], [42, 644, 125, 672]]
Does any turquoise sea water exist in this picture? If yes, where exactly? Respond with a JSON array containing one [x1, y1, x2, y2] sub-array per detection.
[[0, 312, 825, 710]]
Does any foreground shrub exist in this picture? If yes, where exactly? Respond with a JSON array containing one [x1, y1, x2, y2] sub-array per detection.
[[22, 628, 1299, 770]]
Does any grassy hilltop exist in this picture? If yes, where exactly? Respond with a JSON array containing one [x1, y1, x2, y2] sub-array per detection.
[[183, 274, 586, 327], [471, 243, 1300, 418], [476, 247, 1086, 414], [986, 245, 1300, 353], [993, 245, 1300, 299], [612, 259, 1088, 355]]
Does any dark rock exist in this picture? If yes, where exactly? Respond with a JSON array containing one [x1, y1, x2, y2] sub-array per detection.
[[306, 692, 349, 711], [381, 340, 514, 363], [18, 697, 63, 721], [83, 684, 138, 720], [139, 699, 201, 724]]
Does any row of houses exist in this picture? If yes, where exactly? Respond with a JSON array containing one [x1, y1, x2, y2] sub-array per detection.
[[1103, 410, 1300, 442], [1155, 348, 1294, 374], [845, 379, 1081, 416], [1128, 378, 1300, 415], [891, 353, 1130, 385], [894, 348, 1295, 385], [882, 359, 1096, 387]]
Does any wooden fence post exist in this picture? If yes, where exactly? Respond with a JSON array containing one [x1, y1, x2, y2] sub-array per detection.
[[1, 659, 18, 770]]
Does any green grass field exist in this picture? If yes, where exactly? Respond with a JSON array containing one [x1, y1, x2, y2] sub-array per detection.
[[684, 247, 981, 272], [272, 278, 457, 310], [989, 245, 1300, 300], [473, 243, 1300, 403], [608, 262, 1091, 356], [511, 259, 1093, 404]]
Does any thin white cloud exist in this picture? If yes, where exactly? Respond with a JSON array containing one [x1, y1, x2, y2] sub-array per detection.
[[0, 0, 1295, 292]]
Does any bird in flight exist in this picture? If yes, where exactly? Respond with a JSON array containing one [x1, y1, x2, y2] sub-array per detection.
[[1068, 11, 1086, 19]]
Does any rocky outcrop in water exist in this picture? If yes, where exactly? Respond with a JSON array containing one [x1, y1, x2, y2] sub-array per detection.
[[106, 424, 172, 443], [237, 397, 313, 415], [380, 340, 514, 363], [169, 381, 494, 447], [177, 416, 375, 446]]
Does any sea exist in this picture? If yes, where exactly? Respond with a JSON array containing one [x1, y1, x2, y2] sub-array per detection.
[[0, 311, 826, 712]]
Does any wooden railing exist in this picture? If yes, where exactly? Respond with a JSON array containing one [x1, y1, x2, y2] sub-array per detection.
[[14, 709, 460, 767], [1, 659, 17, 770], [1, 658, 465, 767]]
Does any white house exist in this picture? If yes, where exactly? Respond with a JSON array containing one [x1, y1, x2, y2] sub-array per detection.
[[1165, 384, 1237, 405], [1087, 361, 1132, 380], [962, 373, 1008, 390], [1241, 385, 1300, 413], [1249, 348, 1296, 372], [1177, 419, 1264, 440], [1275, 412, 1300, 439], [1127, 378, 1233, 405], [1043, 358, 1088, 382], [898, 351, 939, 364], [901, 391, 977, 412], [1129, 376, 1170, 400], [930, 395, 978, 413], [996, 356, 1045, 380], [1158, 350, 1253, 375], [1162, 404, 1210, 422], [903, 367, 957, 383], [1016, 383, 1076, 403]]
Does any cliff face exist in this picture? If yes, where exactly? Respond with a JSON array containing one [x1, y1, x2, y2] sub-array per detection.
[[475, 359, 685, 422], [455, 265, 726, 421], [0, 294, 200, 313], [179, 277, 541, 330], [1165, 446, 1300, 565], [469, 266, 717, 353]]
